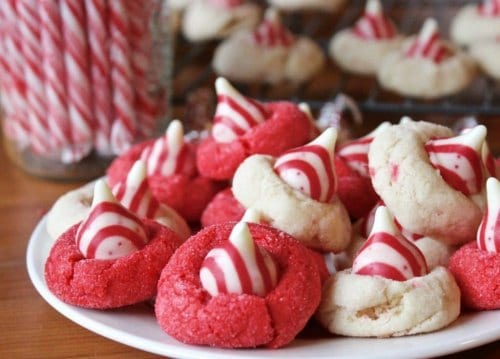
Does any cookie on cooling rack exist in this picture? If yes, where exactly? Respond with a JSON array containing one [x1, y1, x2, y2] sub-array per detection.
[[469, 39, 500, 80], [450, 0, 500, 46], [316, 206, 461, 338], [212, 8, 325, 84], [182, 0, 261, 42], [378, 18, 476, 99], [329, 0, 404, 75], [268, 0, 345, 12]]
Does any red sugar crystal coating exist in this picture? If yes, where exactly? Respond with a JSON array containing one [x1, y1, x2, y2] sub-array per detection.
[[448, 242, 500, 310], [106, 140, 220, 223], [45, 219, 183, 309], [334, 155, 379, 219], [155, 222, 323, 349], [196, 102, 315, 180], [201, 188, 245, 227]]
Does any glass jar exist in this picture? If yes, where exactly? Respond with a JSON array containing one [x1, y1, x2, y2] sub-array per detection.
[[0, 0, 171, 180]]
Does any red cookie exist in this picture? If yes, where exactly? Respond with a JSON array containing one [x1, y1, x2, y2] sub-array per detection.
[[200, 188, 245, 228], [448, 242, 500, 310], [334, 155, 379, 220], [106, 140, 219, 223], [45, 219, 183, 309], [196, 102, 315, 180], [155, 222, 323, 349]]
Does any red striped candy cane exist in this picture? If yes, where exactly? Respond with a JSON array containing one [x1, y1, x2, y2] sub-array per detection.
[[0, 2, 30, 147], [40, 0, 73, 162], [60, 0, 94, 161], [17, 0, 53, 154], [109, 0, 137, 154], [85, 0, 113, 155], [126, 0, 157, 138]]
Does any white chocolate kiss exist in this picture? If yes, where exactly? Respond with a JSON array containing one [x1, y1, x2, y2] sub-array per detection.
[[112, 160, 161, 219], [477, 177, 500, 253], [353, 206, 428, 281], [212, 77, 267, 143], [141, 119, 185, 176], [275, 128, 337, 203], [426, 125, 487, 196], [337, 121, 391, 177], [200, 221, 279, 297], [76, 180, 148, 260]]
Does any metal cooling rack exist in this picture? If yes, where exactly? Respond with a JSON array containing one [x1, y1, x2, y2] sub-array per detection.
[[172, 0, 500, 116]]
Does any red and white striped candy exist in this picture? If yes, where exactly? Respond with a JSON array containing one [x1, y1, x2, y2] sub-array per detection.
[[17, 0, 53, 154], [199, 221, 279, 297], [478, 0, 500, 16], [85, 0, 113, 155], [76, 180, 148, 260], [360, 200, 423, 240], [274, 128, 338, 203], [477, 177, 500, 253], [353, 206, 428, 281], [112, 160, 160, 219], [40, 0, 73, 162], [482, 142, 497, 178], [109, 0, 137, 154], [209, 0, 244, 8], [140, 120, 192, 176], [252, 8, 295, 47], [126, 0, 157, 138], [212, 77, 268, 143], [61, 0, 94, 161], [352, 0, 397, 40], [337, 121, 390, 178], [0, 1, 30, 148], [405, 18, 451, 64], [425, 125, 486, 197]]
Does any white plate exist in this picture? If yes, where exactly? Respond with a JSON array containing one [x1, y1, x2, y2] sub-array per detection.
[[27, 216, 500, 359]]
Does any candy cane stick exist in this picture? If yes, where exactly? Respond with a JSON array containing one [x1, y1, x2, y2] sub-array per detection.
[[126, 0, 157, 137], [17, 0, 53, 154], [60, 0, 94, 161], [0, 2, 30, 147], [109, 0, 136, 155], [85, 0, 113, 156], [40, 0, 73, 162]]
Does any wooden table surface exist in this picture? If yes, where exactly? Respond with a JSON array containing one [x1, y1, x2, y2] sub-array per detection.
[[1, 129, 499, 359]]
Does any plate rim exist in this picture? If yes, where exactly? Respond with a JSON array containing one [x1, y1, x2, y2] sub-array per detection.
[[27, 216, 500, 359]]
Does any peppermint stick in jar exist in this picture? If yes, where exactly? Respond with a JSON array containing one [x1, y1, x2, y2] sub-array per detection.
[[0, 0, 171, 179]]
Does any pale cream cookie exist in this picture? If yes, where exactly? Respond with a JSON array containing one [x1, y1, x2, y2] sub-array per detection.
[[212, 9, 325, 84], [450, 2, 500, 46], [469, 39, 500, 80], [368, 120, 485, 246], [182, 0, 261, 42], [378, 19, 476, 99], [232, 154, 352, 253], [316, 267, 461, 337], [329, 0, 404, 75], [268, 0, 345, 12]]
